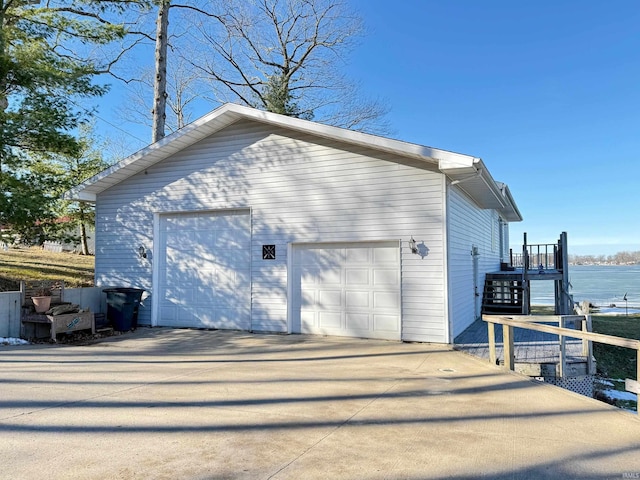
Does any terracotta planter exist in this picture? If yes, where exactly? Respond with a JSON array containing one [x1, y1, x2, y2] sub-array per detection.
[[32, 296, 52, 313]]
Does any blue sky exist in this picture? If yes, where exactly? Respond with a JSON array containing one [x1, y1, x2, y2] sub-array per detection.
[[94, 1, 640, 256]]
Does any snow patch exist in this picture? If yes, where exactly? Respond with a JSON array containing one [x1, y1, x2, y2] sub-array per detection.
[[601, 389, 637, 402], [0, 337, 30, 346]]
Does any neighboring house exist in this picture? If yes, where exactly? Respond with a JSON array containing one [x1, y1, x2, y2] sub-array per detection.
[[69, 103, 521, 343]]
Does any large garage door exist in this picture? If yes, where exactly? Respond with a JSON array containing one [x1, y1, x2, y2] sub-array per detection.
[[156, 210, 251, 329], [291, 242, 401, 340]]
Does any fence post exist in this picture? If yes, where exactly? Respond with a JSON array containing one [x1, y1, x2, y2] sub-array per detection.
[[503, 323, 514, 371], [487, 320, 496, 366], [586, 315, 595, 374], [559, 316, 566, 378]]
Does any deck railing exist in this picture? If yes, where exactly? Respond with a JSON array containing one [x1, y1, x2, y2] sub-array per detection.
[[509, 243, 562, 270], [525, 243, 559, 270], [482, 313, 640, 395], [509, 244, 560, 270]]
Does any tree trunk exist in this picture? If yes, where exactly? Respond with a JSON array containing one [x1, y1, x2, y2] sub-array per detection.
[[79, 220, 89, 256], [77, 201, 90, 255], [152, 0, 170, 143]]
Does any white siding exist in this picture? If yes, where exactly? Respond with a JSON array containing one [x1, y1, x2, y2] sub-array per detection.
[[95, 120, 447, 342], [446, 186, 505, 339]]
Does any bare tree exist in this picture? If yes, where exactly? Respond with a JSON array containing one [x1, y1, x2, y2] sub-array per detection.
[[152, 0, 170, 142], [118, 0, 390, 142], [122, 52, 204, 135], [182, 0, 390, 134]]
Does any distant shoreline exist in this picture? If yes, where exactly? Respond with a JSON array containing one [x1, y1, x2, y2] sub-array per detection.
[[568, 263, 639, 267]]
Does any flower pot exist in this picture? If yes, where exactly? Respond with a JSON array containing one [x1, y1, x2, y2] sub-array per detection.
[[32, 296, 52, 313]]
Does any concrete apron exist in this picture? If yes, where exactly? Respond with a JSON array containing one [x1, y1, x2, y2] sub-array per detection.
[[0, 328, 638, 480]]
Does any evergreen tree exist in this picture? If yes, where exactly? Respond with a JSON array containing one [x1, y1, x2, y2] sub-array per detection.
[[27, 124, 111, 253], [0, 0, 149, 241]]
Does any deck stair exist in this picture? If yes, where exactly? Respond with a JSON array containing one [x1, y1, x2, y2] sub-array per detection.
[[481, 273, 525, 315]]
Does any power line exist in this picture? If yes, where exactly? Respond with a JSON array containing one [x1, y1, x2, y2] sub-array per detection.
[[68, 99, 149, 145]]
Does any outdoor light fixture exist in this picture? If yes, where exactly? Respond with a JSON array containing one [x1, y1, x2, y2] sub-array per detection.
[[138, 245, 147, 259], [409, 237, 418, 254]]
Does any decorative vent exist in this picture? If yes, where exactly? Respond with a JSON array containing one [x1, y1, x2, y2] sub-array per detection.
[[262, 245, 276, 260]]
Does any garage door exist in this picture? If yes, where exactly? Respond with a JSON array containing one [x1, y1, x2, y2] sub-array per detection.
[[156, 210, 251, 329], [291, 242, 401, 340]]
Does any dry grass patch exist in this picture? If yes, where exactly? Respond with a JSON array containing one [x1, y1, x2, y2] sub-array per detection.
[[0, 247, 94, 291]]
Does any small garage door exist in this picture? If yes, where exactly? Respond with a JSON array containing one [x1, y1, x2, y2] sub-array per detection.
[[156, 210, 251, 329], [291, 241, 401, 340]]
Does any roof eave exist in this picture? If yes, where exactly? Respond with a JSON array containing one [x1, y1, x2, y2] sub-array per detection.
[[67, 104, 480, 200], [441, 159, 522, 223]]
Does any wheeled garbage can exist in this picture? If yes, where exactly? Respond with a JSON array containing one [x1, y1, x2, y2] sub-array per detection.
[[103, 288, 145, 331]]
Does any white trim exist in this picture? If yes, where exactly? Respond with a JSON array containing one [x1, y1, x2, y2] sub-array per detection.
[[286, 242, 293, 334], [443, 176, 451, 344], [151, 212, 160, 327], [396, 238, 404, 340], [249, 207, 254, 332]]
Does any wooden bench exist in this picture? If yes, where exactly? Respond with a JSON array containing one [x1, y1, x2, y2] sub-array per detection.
[[22, 311, 95, 342]]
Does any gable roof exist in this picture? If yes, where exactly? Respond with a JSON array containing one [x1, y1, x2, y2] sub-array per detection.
[[68, 103, 522, 221]]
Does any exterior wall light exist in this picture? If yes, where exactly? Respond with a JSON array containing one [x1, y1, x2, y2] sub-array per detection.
[[139, 245, 147, 259], [409, 237, 418, 254]]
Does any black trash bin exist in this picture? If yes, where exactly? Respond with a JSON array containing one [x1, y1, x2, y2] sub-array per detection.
[[103, 288, 145, 331]]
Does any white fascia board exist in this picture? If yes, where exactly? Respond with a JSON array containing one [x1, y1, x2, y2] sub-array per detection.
[[497, 183, 523, 222], [65, 190, 96, 202], [438, 155, 481, 171]]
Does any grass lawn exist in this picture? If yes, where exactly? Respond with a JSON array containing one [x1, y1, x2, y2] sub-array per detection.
[[591, 313, 640, 380], [0, 247, 94, 291], [590, 314, 639, 411], [531, 305, 638, 381]]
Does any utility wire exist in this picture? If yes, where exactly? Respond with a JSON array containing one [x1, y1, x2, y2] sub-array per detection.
[[67, 98, 149, 145]]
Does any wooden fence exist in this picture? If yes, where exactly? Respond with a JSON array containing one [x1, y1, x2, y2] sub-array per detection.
[[483, 313, 640, 395]]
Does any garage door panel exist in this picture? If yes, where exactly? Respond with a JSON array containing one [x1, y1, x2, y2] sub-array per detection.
[[319, 268, 341, 285], [373, 269, 399, 286], [318, 311, 342, 329], [346, 313, 369, 330], [346, 290, 369, 308], [374, 291, 400, 310], [319, 289, 342, 307], [301, 291, 315, 308], [301, 310, 316, 330], [346, 268, 369, 285], [292, 241, 400, 340], [373, 247, 399, 264], [300, 266, 321, 285], [345, 248, 369, 263], [374, 314, 399, 331]]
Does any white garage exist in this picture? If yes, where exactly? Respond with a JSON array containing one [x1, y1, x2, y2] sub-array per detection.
[[72, 104, 522, 343], [155, 210, 251, 329], [290, 242, 401, 340]]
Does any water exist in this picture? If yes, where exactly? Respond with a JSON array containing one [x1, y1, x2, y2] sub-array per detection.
[[530, 264, 640, 309]]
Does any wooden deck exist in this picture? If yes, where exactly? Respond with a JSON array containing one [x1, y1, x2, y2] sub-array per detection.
[[454, 318, 588, 376], [487, 267, 563, 281]]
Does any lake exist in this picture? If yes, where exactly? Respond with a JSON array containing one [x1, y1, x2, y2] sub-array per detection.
[[530, 264, 640, 309]]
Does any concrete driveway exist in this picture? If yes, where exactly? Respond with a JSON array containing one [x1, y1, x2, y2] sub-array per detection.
[[1, 328, 639, 479]]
